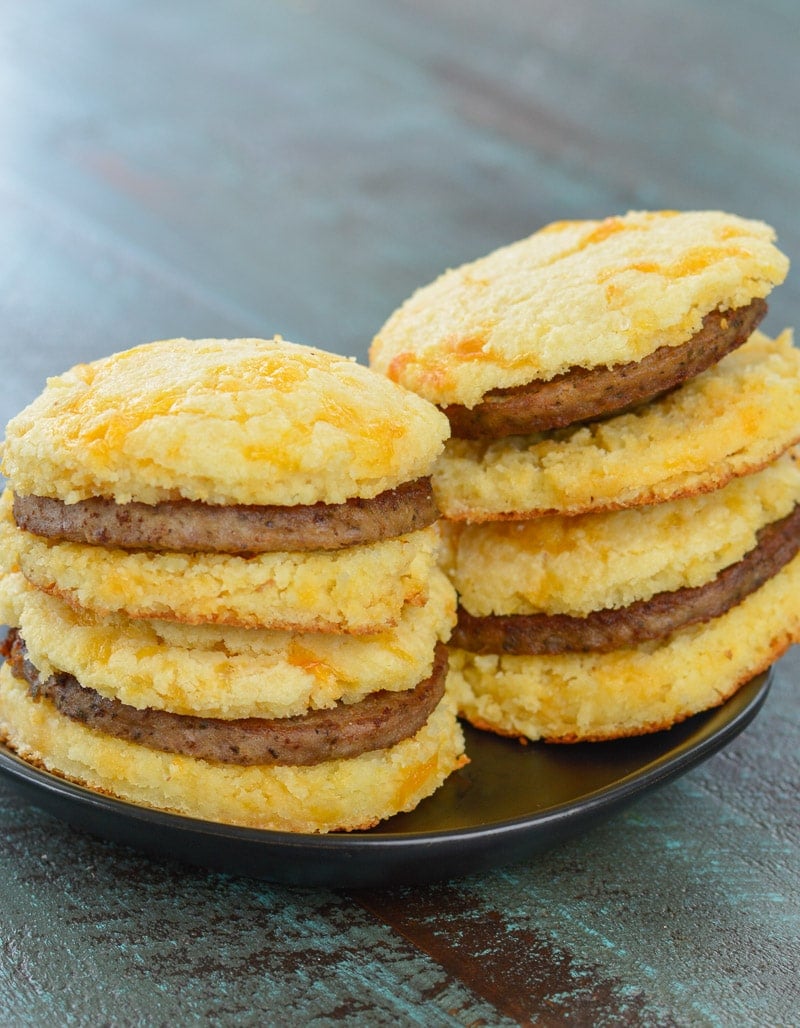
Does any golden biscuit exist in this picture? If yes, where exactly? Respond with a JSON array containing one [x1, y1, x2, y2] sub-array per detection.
[[433, 330, 800, 520], [445, 449, 800, 616], [2, 492, 439, 632], [1, 569, 456, 719], [0, 665, 466, 832], [448, 550, 800, 742], [370, 210, 788, 409], [2, 337, 450, 506]]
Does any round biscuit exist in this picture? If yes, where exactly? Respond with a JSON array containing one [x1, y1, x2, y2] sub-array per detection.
[[1, 493, 440, 632], [370, 210, 789, 408], [448, 550, 800, 742], [433, 330, 800, 520], [0, 666, 467, 833], [2, 336, 450, 505], [445, 449, 800, 616], [2, 569, 456, 719]]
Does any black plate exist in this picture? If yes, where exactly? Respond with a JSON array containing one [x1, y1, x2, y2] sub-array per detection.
[[0, 672, 771, 888]]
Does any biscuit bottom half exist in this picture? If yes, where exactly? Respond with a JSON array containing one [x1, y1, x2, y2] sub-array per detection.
[[1, 489, 439, 633], [0, 669, 467, 833], [448, 551, 800, 742]]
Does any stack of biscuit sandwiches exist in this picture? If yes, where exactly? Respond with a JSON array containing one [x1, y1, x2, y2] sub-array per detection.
[[0, 337, 466, 831], [370, 210, 800, 743]]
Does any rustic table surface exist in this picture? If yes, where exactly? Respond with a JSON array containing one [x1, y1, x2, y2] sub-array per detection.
[[1, 1, 798, 1025]]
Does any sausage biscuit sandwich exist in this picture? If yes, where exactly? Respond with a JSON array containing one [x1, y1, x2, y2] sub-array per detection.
[[0, 336, 466, 831], [371, 210, 800, 741]]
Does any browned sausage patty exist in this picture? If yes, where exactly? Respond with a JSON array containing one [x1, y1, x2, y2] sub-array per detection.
[[12, 477, 438, 553], [1, 634, 448, 765], [443, 299, 766, 439], [450, 502, 800, 655]]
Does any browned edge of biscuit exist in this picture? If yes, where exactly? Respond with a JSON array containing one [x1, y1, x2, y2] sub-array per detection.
[[22, 574, 427, 632], [443, 299, 766, 439], [446, 439, 800, 523], [12, 477, 438, 553], [1, 632, 449, 766]]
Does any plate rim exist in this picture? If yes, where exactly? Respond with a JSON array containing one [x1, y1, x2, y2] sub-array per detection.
[[0, 670, 771, 871]]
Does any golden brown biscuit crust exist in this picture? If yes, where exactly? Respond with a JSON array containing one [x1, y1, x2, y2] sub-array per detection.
[[440, 449, 800, 617], [370, 211, 789, 408], [2, 337, 450, 506], [0, 568, 457, 720]]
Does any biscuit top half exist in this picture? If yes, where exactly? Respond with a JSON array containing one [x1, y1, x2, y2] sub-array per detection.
[[369, 210, 789, 408], [2, 337, 450, 506]]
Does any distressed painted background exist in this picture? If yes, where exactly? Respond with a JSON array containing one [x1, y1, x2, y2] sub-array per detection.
[[1, 1, 798, 1023]]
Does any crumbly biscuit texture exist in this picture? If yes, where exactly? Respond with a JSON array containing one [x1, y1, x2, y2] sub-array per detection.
[[448, 551, 800, 741], [0, 665, 467, 832], [434, 330, 800, 520], [2, 337, 450, 505], [3, 500, 440, 632], [446, 450, 800, 616], [370, 210, 789, 407], [1, 569, 456, 719]]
